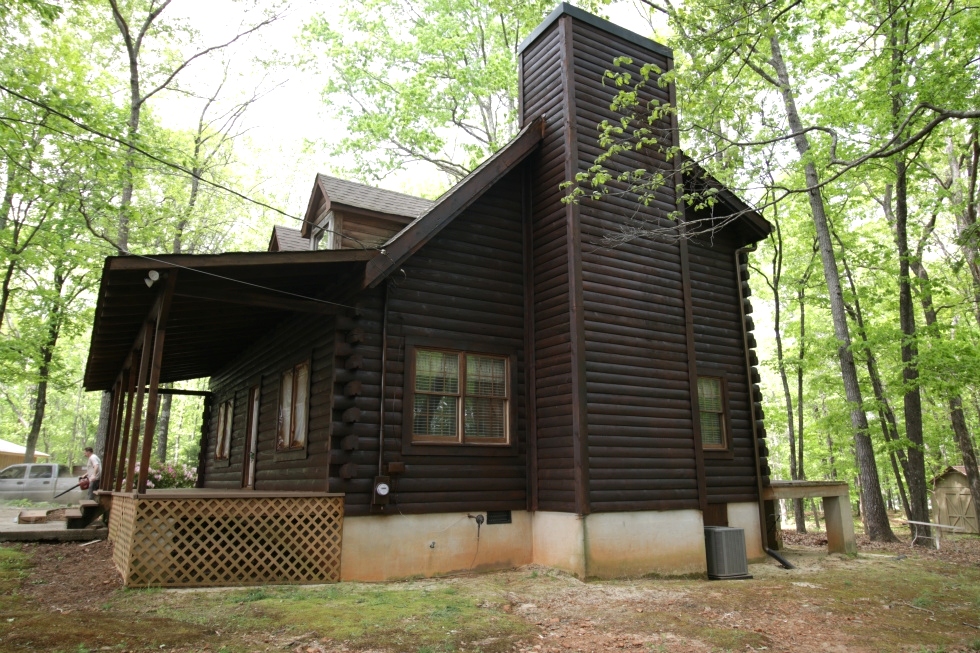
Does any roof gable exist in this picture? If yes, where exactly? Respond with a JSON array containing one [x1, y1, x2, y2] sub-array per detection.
[[301, 174, 434, 238], [0, 438, 49, 457], [268, 225, 310, 252], [363, 117, 544, 288]]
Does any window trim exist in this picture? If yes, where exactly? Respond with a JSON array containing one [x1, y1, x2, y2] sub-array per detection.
[[312, 211, 342, 250], [276, 358, 312, 455], [214, 397, 234, 464], [402, 338, 519, 456], [242, 380, 261, 488], [696, 373, 734, 459]]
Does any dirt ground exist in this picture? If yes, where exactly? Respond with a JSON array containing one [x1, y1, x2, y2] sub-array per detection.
[[2, 527, 980, 653]]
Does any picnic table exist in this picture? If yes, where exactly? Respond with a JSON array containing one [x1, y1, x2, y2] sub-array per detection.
[[899, 520, 967, 549]]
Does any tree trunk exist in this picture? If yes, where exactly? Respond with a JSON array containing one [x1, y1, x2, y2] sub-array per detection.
[[892, 158, 931, 535], [910, 258, 980, 532], [948, 396, 980, 529], [883, 7, 930, 540], [23, 290, 63, 461], [768, 215, 807, 532], [794, 283, 809, 532], [826, 419, 837, 480], [768, 32, 896, 541], [837, 238, 914, 520], [94, 391, 112, 461]]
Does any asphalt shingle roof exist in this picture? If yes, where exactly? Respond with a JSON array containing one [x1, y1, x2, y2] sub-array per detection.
[[270, 226, 310, 252], [317, 174, 434, 218]]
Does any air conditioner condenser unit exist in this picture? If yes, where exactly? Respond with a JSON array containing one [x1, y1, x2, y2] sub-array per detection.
[[704, 526, 752, 580]]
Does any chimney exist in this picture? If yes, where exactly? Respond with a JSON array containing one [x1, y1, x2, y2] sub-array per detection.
[[517, 5, 684, 517]]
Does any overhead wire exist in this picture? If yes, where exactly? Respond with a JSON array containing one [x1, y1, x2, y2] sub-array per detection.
[[6, 216, 365, 312], [126, 249, 362, 311], [0, 82, 377, 250], [0, 81, 402, 310], [0, 82, 310, 226]]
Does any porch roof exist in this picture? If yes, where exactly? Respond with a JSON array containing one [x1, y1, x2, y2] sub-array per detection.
[[83, 249, 377, 391]]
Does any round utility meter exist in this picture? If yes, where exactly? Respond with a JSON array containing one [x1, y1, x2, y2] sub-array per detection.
[[376, 482, 390, 496]]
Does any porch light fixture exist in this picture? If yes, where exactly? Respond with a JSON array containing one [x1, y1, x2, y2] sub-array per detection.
[[144, 270, 160, 288]]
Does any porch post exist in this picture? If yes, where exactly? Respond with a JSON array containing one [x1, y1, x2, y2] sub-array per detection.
[[125, 325, 154, 492], [101, 380, 121, 492], [108, 376, 127, 488], [114, 362, 139, 492], [137, 272, 177, 493]]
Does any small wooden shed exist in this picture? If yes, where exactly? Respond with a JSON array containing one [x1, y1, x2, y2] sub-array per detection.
[[0, 438, 50, 469], [932, 466, 979, 534]]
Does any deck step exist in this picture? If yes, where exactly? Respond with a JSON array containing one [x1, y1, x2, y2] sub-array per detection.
[[17, 510, 48, 524], [67, 500, 105, 530]]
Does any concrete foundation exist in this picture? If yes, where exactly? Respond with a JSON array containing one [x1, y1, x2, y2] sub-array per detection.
[[579, 510, 706, 578], [342, 508, 717, 581], [340, 511, 533, 581], [530, 511, 587, 577], [727, 501, 766, 561]]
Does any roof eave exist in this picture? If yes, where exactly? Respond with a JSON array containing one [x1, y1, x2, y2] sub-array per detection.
[[301, 176, 328, 239], [362, 117, 545, 288]]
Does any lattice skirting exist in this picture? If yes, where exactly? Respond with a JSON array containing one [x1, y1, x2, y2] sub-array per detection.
[[108, 493, 344, 588]]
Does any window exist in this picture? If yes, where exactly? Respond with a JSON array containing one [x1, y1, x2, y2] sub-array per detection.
[[277, 360, 310, 451], [28, 465, 52, 479], [0, 466, 25, 479], [215, 399, 233, 460], [411, 348, 509, 444], [312, 212, 341, 250], [697, 376, 727, 449]]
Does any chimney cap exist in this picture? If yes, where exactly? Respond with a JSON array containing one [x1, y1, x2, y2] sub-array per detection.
[[518, 2, 673, 59]]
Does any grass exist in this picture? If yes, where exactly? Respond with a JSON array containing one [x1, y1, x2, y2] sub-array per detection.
[[4, 539, 980, 652], [0, 545, 30, 611], [125, 582, 533, 652]]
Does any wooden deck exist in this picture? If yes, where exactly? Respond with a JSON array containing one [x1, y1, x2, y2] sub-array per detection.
[[107, 490, 344, 588], [763, 481, 856, 555]]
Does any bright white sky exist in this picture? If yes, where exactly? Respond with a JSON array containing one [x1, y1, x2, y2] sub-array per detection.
[[151, 1, 665, 241]]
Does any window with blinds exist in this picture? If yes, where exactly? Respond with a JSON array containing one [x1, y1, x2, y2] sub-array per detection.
[[697, 376, 727, 449], [412, 348, 509, 444]]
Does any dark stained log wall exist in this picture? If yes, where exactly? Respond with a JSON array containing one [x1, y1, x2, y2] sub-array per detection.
[[520, 23, 578, 512], [329, 169, 528, 517], [519, 11, 763, 514], [570, 21, 698, 512], [203, 313, 336, 491], [200, 7, 764, 518], [688, 220, 760, 503]]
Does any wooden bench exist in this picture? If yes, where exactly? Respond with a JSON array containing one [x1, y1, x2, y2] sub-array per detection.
[[762, 481, 857, 555], [899, 520, 966, 550]]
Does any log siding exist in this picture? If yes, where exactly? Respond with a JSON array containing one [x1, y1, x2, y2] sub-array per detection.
[[205, 312, 336, 492], [198, 6, 768, 519], [328, 169, 529, 517]]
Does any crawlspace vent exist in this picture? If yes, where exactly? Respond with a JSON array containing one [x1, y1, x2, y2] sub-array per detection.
[[704, 526, 751, 580]]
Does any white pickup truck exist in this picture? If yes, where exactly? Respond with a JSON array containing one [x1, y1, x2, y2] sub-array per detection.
[[0, 463, 84, 503]]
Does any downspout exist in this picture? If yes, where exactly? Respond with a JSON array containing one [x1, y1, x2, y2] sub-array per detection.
[[735, 244, 791, 568], [377, 279, 390, 479]]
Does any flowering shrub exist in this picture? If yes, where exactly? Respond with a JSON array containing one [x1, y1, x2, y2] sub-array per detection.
[[130, 463, 197, 489]]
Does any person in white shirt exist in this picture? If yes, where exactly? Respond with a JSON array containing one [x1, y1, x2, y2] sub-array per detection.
[[83, 447, 101, 500]]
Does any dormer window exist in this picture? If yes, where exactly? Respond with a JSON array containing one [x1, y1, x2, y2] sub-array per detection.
[[312, 211, 341, 250]]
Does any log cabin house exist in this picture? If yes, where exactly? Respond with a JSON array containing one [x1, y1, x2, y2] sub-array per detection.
[[84, 4, 775, 587]]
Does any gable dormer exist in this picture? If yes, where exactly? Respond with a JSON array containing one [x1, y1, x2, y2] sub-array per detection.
[[300, 174, 434, 250]]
